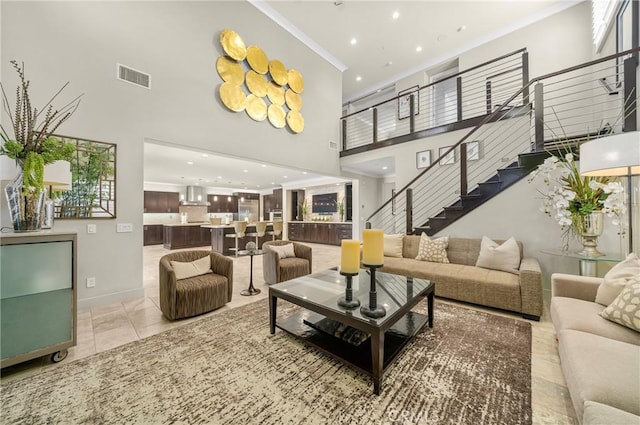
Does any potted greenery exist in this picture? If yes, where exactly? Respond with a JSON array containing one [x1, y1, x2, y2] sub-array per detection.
[[336, 198, 345, 222], [1, 60, 81, 231], [300, 198, 309, 221]]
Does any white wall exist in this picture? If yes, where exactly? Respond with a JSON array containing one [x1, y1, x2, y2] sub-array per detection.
[[1, 1, 342, 311]]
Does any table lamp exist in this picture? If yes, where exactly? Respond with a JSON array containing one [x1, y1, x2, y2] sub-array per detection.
[[580, 131, 640, 254]]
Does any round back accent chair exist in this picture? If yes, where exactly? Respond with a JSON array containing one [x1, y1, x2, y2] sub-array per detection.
[[159, 250, 233, 320], [226, 221, 248, 256], [262, 240, 312, 285], [247, 221, 268, 246]]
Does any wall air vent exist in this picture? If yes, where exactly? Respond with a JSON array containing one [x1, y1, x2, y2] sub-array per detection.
[[328, 140, 339, 151], [117, 64, 151, 89]]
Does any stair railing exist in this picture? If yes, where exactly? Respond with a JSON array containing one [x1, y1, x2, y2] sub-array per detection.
[[365, 47, 640, 235]]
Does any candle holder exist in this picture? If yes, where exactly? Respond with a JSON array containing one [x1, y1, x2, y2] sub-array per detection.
[[360, 264, 386, 319], [337, 271, 360, 310]]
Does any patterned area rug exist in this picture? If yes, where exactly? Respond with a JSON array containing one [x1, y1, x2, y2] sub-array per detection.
[[1, 299, 531, 424]]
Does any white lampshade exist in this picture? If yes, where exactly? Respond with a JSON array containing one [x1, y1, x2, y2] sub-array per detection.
[[44, 160, 72, 190], [580, 132, 640, 176]]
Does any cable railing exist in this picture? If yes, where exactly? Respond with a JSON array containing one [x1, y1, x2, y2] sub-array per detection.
[[341, 48, 529, 153], [365, 47, 639, 235]]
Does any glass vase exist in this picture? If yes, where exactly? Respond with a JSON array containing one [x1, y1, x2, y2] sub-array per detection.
[[4, 169, 45, 232]]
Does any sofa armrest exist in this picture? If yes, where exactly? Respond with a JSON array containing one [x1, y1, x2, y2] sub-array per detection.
[[210, 252, 234, 302], [262, 248, 280, 284], [294, 243, 313, 272], [159, 258, 178, 319], [519, 257, 543, 319], [551, 273, 602, 301]]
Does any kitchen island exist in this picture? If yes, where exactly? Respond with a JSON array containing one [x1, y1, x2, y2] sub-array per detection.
[[202, 223, 274, 256], [162, 223, 212, 250]]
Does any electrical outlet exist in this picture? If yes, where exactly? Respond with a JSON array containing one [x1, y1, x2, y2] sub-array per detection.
[[87, 224, 97, 234], [86, 277, 96, 288], [117, 223, 133, 233]]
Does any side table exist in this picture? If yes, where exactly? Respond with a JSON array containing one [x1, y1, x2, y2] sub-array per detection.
[[237, 249, 264, 296], [541, 250, 622, 277]]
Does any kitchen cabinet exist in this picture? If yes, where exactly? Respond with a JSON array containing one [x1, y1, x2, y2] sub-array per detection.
[[234, 192, 259, 201], [144, 191, 180, 213], [263, 189, 283, 220], [163, 225, 212, 250], [0, 232, 77, 368], [288, 222, 352, 246], [208, 195, 238, 213], [143, 224, 164, 246]]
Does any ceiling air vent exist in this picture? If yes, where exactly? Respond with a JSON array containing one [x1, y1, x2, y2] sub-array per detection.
[[117, 64, 151, 89]]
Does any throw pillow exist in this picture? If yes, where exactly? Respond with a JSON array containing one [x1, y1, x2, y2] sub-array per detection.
[[595, 253, 640, 306], [415, 233, 449, 263], [269, 243, 296, 259], [383, 234, 404, 258], [600, 277, 640, 332], [170, 255, 211, 280], [475, 236, 521, 274]]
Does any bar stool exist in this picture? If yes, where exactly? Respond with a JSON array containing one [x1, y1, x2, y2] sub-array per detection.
[[247, 221, 268, 247], [225, 221, 247, 256], [268, 220, 283, 240]]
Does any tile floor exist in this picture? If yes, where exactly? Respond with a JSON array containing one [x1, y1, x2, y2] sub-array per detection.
[[1, 242, 577, 424]]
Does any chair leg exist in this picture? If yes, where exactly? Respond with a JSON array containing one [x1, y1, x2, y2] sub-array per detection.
[[235, 236, 239, 257]]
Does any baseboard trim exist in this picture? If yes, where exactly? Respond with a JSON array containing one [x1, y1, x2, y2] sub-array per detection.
[[78, 288, 146, 313]]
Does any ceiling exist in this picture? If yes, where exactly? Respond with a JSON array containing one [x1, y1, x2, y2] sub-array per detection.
[[145, 0, 577, 190]]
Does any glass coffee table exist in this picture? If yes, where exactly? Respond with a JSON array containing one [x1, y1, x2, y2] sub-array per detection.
[[269, 268, 434, 395]]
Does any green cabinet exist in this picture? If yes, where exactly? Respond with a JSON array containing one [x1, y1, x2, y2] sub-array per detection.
[[0, 232, 77, 367]]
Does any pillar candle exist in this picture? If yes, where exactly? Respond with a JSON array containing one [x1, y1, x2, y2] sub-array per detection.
[[362, 229, 384, 266], [340, 239, 360, 274]]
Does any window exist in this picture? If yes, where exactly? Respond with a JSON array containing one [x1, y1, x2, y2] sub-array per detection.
[[592, 0, 621, 52]]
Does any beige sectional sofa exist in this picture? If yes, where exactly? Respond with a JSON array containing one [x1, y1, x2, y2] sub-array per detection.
[[379, 235, 543, 320], [550, 273, 640, 424]]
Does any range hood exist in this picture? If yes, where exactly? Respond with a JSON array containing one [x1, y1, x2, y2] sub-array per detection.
[[180, 186, 210, 206]]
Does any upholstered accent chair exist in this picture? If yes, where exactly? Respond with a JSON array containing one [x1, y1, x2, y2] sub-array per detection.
[[262, 240, 312, 284], [159, 250, 233, 320]]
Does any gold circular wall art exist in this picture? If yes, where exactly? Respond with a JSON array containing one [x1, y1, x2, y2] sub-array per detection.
[[245, 70, 268, 97], [216, 56, 244, 85], [267, 82, 285, 105], [269, 60, 288, 86], [220, 29, 247, 61], [286, 110, 305, 133], [246, 45, 269, 74], [267, 104, 286, 128], [246, 94, 267, 121], [285, 89, 303, 111], [287, 69, 305, 94], [219, 82, 247, 112]]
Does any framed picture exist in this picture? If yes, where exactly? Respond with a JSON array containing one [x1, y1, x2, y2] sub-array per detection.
[[439, 146, 455, 165], [466, 141, 480, 161], [416, 150, 432, 169], [398, 86, 420, 120]]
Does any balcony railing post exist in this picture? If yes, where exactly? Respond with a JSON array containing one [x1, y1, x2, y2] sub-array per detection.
[[522, 51, 530, 105], [409, 94, 415, 133], [456, 76, 463, 121], [534, 82, 544, 151], [341, 118, 347, 151], [373, 108, 378, 144], [405, 188, 413, 235], [460, 143, 468, 196], [623, 56, 638, 132]]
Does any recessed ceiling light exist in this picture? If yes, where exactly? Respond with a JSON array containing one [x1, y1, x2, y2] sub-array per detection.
[[335, 183, 340, 186], [356, 76, 362, 81], [350, 37, 357, 45], [382, 166, 388, 170], [457, 25, 467, 32], [257, 185, 260, 188], [201, 154, 208, 158], [261, 164, 267, 167], [416, 46, 423, 52], [271, 182, 275, 185], [187, 161, 194, 165], [217, 176, 222, 179], [392, 11, 400, 20], [243, 169, 248, 173], [283, 176, 288, 178], [302, 171, 307, 175], [385, 61, 393, 67], [437, 34, 447, 42]]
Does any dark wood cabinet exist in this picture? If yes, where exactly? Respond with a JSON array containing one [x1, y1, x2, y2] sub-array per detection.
[[143, 224, 164, 245], [272, 189, 282, 210], [263, 194, 272, 220], [144, 191, 180, 213], [235, 192, 259, 201], [288, 222, 352, 245], [163, 225, 212, 250], [208, 195, 238, 213]]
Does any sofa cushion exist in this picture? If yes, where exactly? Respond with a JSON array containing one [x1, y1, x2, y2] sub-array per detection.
[[415, 233, 449, 263], [601, 279, 640, 333], [383, 233, 404, 258], [596, 253, 640, 306], [583, 401, 640, 425], [551, 296, 640, 346], [279, 257, 310, 282], [170, 256, 211, 280], [475, 236, 521, 274], [269, 243, 296, 259], [557, 329, 640, 422], [402, 235, 421, 259]]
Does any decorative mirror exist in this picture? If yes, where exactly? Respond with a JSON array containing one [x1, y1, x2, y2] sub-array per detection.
[[53, 135, 116, 219]]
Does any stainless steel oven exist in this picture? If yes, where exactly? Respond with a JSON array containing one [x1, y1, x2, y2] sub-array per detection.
[[269, 210, 283, 221]]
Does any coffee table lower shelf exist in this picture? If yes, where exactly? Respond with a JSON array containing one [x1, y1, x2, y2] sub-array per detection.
[[275, 310, 429, 378]]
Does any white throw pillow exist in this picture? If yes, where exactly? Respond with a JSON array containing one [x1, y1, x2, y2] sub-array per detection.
[[383, 234, 404, 258], [170, 255, 212, 280], [415, 233, 449, 263], [269, 243, 296, 259], [600, 277, 640, 332], [595, 253, 640, 306], [475, 236, 521, 274]]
